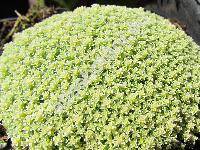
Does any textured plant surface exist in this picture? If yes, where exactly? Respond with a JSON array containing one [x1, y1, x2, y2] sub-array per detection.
[[0, 4, 200, 149]]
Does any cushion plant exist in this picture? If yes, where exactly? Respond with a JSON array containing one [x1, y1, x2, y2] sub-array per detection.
[[0, 4, 200, 149]]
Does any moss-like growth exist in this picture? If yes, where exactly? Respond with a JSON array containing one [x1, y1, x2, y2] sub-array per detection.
[[0, 5, 200, 149]]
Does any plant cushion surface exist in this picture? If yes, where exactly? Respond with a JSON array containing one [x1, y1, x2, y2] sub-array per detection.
[[0, 4, 200, 149]]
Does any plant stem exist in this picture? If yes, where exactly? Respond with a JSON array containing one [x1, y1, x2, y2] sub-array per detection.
[[37, 0, 45, 7], [29, 0, 45, 7]]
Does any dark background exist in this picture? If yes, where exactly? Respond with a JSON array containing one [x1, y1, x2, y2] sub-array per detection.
[[0, 0, 154, 19], [0, 0, 29, 18]]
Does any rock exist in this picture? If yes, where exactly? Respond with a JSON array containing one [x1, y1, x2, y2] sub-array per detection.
[[145, 0, 200, 45]]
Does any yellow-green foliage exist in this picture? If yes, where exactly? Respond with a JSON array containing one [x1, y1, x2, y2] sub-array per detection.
[[0, 5, 200, 149]]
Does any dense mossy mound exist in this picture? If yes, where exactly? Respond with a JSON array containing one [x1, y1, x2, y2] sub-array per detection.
[[0, 5, 200, 149]]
